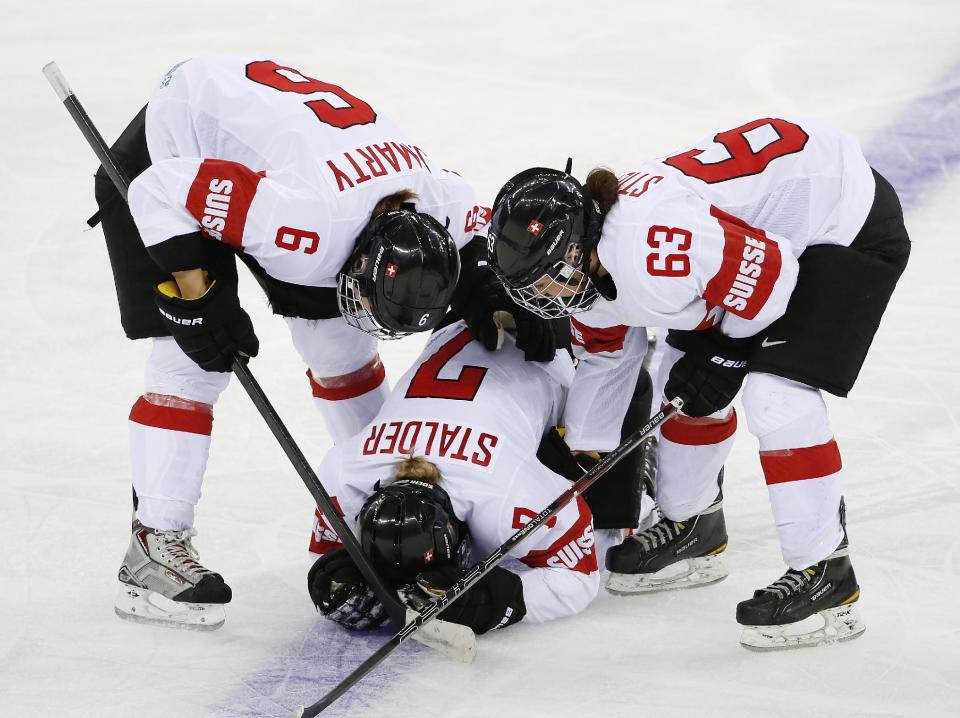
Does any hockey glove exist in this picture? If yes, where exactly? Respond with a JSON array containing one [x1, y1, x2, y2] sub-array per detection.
[[154, 278, 259, 373], [449, 237, 557, 362], [400, 564, 526, 635], [536, 427, 601, 482], [307, 549, 389, 631], [664, 327, 752, 418]]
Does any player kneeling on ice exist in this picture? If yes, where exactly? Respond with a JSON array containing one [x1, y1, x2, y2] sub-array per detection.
[[487, 117, 910, 650], [305, 317, 641, 635], [98, 55, 557, 630]]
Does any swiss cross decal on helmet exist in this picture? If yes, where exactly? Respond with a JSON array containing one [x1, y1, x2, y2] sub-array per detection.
[[357, 479, 471, 582], [338, 204, 460, 339], [487, 167, 603, 319]]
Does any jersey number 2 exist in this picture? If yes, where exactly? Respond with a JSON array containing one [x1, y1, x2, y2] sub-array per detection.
[[663, 118, 809, 183], [406, 328, 488, 401], [245, 60, 377, 130]]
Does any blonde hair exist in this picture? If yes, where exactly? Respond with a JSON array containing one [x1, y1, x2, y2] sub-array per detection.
[[372, 189, 419, 218], [585, 167, 619, 217], [393, 455, 442, 484]]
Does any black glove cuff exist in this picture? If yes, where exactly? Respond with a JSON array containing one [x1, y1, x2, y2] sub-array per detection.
[[146, 230, 209, 274], [666, 327, 753, 359]]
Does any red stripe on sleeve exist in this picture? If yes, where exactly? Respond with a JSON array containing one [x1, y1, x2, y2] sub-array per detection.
[[703, 206, 782, 320], [184, 160, 265, 251], [309, 500, 345, 555], [307, 356, 386, 401], [760, 439, 843, 485], [128, 396, 213, 436], [521, 495, 598, 575], [661, 410, 737, 446], [570, 318, 628, 353]]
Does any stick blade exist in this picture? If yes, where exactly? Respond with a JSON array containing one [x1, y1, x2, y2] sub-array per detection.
[[408, 610, 478, 663]]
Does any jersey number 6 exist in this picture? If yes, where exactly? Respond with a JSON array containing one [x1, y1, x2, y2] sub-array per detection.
[[245, 60, 377, 130]]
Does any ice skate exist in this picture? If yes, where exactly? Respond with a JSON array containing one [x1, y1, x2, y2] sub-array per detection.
[[737, 540, 865, 651], [115, 520, 232, 631], [605, 487, 728, 595]]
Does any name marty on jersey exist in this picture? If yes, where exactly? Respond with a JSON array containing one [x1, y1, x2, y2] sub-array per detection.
[[325, 141, 432, 193], [362, 420, 499, 467], [722, 235, 768, 312], [199, 178, 234, 240]]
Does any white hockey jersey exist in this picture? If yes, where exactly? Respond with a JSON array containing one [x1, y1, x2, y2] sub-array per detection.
[[128, 55, 486, 286], [310, 321, 601, 624], [565, 116, 876, 450]]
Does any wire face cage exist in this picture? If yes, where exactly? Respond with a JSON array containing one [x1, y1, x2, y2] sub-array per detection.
[[337, 270, 408, 340]]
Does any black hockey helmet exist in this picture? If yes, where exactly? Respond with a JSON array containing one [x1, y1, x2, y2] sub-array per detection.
[[357, 479, 471, 583], [487, 167, 603, 318], [338, 205, 461, 339]]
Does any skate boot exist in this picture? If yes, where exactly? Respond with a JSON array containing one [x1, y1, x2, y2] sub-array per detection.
[[605, 485, 728, 595], [737, 538, 865, 651], [115, 520, 232, 630]]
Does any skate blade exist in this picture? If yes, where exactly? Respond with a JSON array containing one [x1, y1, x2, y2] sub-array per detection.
[[740, 603, 866, 651], [606, 555, 728, 595], [408, 609, 478, 663], [114, 581, 226, 631]]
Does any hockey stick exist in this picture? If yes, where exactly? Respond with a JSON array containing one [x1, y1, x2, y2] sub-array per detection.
[[41, 61, 414, 629], [293, 397, 682, 717]]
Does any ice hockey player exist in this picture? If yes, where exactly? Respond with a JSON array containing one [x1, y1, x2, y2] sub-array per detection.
[[485, 116, 910, 649], [97, 55, 556, 630], [306, 317, 647, 634]]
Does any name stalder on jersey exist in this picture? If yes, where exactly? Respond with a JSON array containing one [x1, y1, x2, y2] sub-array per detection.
[[703, 205, 782, 319], [362, 420, 499, 468], [185, 159, 265, 250]]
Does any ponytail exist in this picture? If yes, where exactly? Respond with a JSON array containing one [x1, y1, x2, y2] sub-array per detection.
[[585, 168, 619, 217]]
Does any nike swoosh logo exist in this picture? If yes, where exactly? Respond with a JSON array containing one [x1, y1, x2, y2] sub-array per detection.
[[761, 338, 787, 348]]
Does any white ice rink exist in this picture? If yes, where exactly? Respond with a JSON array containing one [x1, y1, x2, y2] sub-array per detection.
[[3, 2, 960, 716]]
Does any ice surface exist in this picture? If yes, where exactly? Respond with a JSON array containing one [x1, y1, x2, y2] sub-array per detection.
[[2, 2, 959, 716]]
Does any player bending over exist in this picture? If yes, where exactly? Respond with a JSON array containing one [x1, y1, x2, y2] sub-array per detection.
[[96, 55, 555, 630], [486, 116, 910, 649], [305, 318, 651, 633]]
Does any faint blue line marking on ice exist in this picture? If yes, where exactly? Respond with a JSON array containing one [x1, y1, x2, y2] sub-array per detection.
[[215, 618, 428, 718], [862, 60, 960, 211]]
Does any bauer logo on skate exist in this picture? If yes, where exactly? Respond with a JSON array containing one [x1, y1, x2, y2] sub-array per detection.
[[361, 420, 499, 468]]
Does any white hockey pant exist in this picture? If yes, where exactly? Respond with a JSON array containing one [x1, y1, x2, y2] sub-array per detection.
[[655, 345, 846, 569], [129, 320, 388, 531]]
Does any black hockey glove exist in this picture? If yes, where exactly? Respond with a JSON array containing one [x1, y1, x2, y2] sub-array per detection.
[[449, 237, 557, 362], [537, 427, 601, 481], [664, 327, 752, 418], [307, 549, 389, 631], [399, 565, 526, 635], [153, 278, 259, 373]]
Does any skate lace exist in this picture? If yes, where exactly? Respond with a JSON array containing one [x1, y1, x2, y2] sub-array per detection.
[[156, 528, 212, 578], [633, 519, 683, 552], [761, 568, 814, 598]]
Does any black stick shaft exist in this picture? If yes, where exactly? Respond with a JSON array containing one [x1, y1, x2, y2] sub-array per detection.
[[41, 61, 408, 626], [299, 399, 681, 717]]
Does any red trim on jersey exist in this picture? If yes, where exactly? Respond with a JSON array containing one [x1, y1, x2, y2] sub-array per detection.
[[307, 356, 386, 401], [309, 499, 345, 555], [521, 495, 598, 575], [128, 395, 213, 436], [661, 410, 737, 446], [184, 160, 265, 251], [703, 206, 782, 321], [570, 318, 628, 353], [760, 440, 843, 485]]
